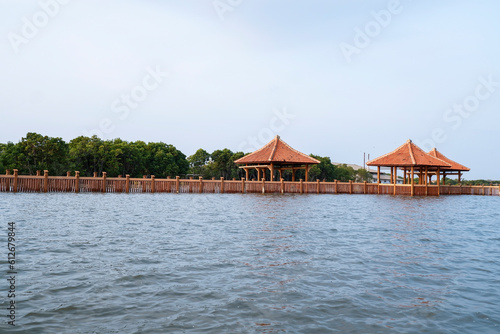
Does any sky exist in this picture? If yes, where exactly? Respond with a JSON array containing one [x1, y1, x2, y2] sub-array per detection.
[[1, 0, 499, 180]]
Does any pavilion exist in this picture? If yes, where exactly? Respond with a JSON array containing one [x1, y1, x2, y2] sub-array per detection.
[[234, 135, 320, 182], [366, 139, 451, 196], [427, 148, 470, 184]]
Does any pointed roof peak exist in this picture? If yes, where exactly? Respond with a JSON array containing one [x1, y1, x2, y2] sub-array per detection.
[[367, 140, 451, 167], [235, 136, 320, 165], [427, 148, 470, 171]]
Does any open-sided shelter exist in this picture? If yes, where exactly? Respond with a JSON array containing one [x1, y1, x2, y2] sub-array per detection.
[[234, 135, 320, 181], [366, 139, 451, 195]]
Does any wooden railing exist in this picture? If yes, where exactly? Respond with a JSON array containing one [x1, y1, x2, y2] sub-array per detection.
[[1, 170, 499, 196]]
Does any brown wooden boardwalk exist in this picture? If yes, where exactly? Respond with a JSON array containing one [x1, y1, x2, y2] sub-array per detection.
[[0, 171, 498, 196]]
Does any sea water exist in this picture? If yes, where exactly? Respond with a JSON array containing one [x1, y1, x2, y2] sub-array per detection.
[[1, 193, 499, 333]]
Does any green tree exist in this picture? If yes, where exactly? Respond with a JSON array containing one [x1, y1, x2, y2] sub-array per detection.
[[68, 136, 105, 176], [14, 132, 69, 175], [112, 139, 148, 178], [308, 155, 338, 181], [145, 142, 189, 178], [0, 142, 21, 173], [335, 164, 356, 182], [208, 149, 244, 179], [188, 149, 210, 176]]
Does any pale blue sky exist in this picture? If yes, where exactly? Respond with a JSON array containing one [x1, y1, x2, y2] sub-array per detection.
[[1, 0, 499, 179]]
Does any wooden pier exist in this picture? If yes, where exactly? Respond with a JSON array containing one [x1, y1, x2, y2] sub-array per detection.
[[0, 170, 498, 196]]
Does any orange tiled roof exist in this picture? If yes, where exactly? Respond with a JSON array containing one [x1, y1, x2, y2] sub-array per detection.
[[428, 148, 470, 171], [235, 136, 320, 165], [366, 139, 451, 167]]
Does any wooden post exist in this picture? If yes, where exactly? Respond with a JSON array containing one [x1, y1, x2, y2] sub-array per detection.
[[261, 177, 265, 194], [349, 180, 353, 194], [458, 171, 462, 184], [75, 171, 80, 193], [36, 170, 40, 176], [44, 170, 48, 193], [292, 169, 296, 182], [335, 180, 338, 194], [300, 179, 303, 194], [393, 167, 397, 195], [377, 166, 380, 184], [424, 166, 428, 196], [66, 171, 71, 177], [245, 168, 249, 181], [151, 175, 155, 193], [13, 169, 18, 193], [199, 176, 203, 193], [125, 175, 130, 193], [6, 169, 10, 175], [220, 177, 225, 194], [242, 177, 245, 194], [403, 169, 407, 184], [176, 176, 180, 193], [102, 172, 107, 193], [257, 168, 261, 181], [411, 166, 415, 197], [305, 165, 309, 182], [364, 181, 367, 194], [317, 179, 320, 194], [93, 172, 97, 178], [436, 167, 441, 196], [270, 163, 274, 181]]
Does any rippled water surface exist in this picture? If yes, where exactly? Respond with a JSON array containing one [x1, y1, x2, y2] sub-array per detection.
[[1, 193, 499, 333]]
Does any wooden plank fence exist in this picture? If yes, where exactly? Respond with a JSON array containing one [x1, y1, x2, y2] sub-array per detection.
[[1, 170, 499, 196]]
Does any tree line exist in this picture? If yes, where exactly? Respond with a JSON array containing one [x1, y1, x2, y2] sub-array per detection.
[[0, 132, 374, 181]]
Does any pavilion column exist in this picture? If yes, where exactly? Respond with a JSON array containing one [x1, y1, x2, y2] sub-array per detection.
[[270, 163, 274, 181], [279, 169, 282, 181], [305, 164, 309, 182], [377, 166, 380, 184], [404, 169, 407, 184], [437, 167, 441, 196], [411, 166, 415, 197], [292, 169, 296, 182], [425, 166, 429, 196], [245, 168, 249, 181], [442, 172, 446, 185], [390, 167, 394, 184], [393, 167, 397, 195], [458, 171, 462, 184], [257, 168, 261, 181]]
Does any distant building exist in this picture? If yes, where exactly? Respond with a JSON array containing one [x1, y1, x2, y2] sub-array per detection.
[[332, 162, 403, 184]]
